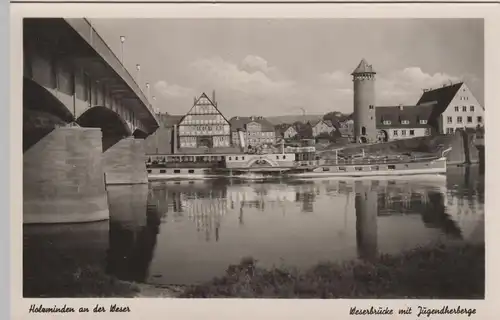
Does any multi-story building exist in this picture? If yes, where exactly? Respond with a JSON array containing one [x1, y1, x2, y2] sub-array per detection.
[[230, 116, 276, 148], [310, 119, 336, 137], [416, 82, 484, 135], [338, 118, 354, 139], [275, 123, 299, 140], [283, 125, 298, 139], [177, 92, 231, 149], [375, 105, 433, 141], [350, 59, 484, 143]]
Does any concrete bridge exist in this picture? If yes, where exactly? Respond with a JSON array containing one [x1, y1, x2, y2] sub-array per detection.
[[23, 18, 160, 224]]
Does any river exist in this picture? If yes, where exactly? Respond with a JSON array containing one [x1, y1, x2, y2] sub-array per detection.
[[23, 165, 484, 292]]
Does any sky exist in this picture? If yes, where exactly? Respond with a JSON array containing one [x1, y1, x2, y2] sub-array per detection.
[[90, 18, 484, 118]]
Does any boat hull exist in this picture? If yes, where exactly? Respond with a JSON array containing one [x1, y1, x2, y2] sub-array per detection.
[[146, 157, 447, 180]]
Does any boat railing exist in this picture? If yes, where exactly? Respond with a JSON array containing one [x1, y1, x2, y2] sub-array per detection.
[[147, 162, 223, 169], [294, 154, 442, 167]]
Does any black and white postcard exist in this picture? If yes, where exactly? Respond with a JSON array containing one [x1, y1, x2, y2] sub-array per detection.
[[9, 2, 500, 319]]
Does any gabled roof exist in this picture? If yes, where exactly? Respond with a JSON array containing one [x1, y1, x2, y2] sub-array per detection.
[[229, 116, 275, 132], [275, 124, 298, 136], [376, 105, 434, 129], [416, 82, 463, 113], [416, 82, 464, 129], [352, 59, 376, 75], [178, 92, 230, 125]]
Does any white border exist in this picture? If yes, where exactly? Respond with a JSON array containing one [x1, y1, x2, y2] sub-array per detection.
[[10, 4, 500, 319]]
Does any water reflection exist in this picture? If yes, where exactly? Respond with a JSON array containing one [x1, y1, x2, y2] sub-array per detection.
[[354, 181, 378, 261], [23, 166, 485, 289], [106, 185, 161, 282]]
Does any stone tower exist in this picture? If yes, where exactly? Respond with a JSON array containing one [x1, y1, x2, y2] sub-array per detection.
[[352, 59, 377, 143]]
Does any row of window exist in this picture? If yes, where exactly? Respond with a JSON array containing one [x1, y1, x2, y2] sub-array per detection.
[[454, 106, 476, 112], [382, 120, 427, 125], [227, 155, 288, 161], [447, 116, 482, 124], [246, 138, 275, 144], [393, 129, 415, 137], [182, 119, 227, 125], [232, 131, 274, 137], [322, 165, 398, 172]]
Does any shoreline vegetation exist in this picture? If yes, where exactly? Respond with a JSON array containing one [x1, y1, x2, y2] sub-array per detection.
[[24, 242, 484, 299]]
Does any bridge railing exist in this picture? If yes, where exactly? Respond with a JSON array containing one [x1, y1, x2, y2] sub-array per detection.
[[64, 18, 158, 125]]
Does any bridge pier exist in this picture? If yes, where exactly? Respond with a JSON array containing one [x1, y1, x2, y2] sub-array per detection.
[[23, 126, 109, 224], [102, 137, 148, 185]]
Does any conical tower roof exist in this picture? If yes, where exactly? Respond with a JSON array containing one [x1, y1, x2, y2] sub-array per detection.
[[351, 59, 376, 75]]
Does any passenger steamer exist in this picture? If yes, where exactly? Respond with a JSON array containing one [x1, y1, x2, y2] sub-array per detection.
[[146, 144, 451, 180]]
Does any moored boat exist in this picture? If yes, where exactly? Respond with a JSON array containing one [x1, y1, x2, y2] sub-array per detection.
[[146, 146, 451, 180]]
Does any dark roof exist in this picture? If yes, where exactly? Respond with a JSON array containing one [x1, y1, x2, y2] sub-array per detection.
[[416, 82, 463, 129], [375, 105, 434, 129], [416, 82, 463, 113], [310, 119, 334, 128], [229, 116, 275, 132], [352, 59, 376, 75], [275, 123, 296, 135]]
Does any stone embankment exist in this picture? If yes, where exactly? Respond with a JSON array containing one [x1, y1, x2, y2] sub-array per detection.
[[319, 130, 483, 166]]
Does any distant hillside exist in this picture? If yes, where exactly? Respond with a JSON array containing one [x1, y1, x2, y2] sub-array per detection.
[[266, 114, 323, 125]]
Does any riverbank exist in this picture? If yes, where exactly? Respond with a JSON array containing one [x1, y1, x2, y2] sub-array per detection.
[[180, 242, 484, 299], [23, 242, 483, 298]]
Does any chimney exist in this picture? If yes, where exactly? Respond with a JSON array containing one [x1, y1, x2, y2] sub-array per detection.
[[399, 104, 403, 110], [194, 96, 197, 104], [212, 90, 216, 104]]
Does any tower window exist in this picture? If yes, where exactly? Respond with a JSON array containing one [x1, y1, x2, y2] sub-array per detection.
[[361, 127, 366, 135], [369, 105, 374, 110]]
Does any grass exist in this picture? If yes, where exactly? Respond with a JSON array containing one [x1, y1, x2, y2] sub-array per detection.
[[180, 243, 484, 299], [23, 242, 484, 298], [24, 264, 141, 298]]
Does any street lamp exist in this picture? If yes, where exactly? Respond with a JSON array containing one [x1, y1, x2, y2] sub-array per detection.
[[136, 64, 141, 87], [120, 36, 126, 64]]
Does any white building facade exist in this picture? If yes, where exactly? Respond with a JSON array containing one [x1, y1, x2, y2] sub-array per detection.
[[417, 82, 484, 135]]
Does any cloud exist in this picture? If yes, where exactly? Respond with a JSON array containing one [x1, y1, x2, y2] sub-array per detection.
[[188, 56, 294, 95], [320, 71, 351, 87], [153, 56, 475, 117], [377, 67, 462, 105], [154, 80, 194, 98]]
